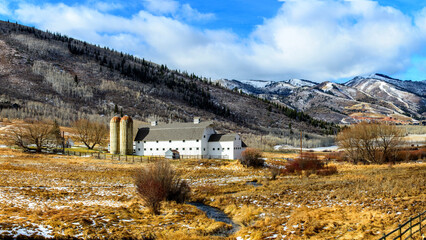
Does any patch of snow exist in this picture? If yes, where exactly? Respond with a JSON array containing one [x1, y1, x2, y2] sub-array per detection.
[[274, 145, 338, 152], [322, 82, 334, 91], [285, 79, 316, 87], [241, 79, 273, 88]]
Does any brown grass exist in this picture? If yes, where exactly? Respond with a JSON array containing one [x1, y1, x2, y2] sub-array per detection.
[[0, 148, 424, 239]]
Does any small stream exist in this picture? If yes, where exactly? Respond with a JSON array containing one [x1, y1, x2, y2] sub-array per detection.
[[188, 202, 240, 236], [246, 180, 262, 187]]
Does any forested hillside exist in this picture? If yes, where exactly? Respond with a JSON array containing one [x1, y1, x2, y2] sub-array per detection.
[[0, 20, 338, 138]]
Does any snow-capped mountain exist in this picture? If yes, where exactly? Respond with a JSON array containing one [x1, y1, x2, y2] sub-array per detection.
[[215, 74, 426, 124], [215, 78, 317, 96], [345, 74, 425, 118], [346, 73, 426, 97]]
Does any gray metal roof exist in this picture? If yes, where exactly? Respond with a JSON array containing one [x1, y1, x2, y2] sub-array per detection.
[[134, 121, 214, 141], [208, 134, 237, 142]]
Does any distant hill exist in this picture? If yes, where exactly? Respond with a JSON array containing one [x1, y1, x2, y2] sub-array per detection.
[[0, 20, 338, 138], [216, 74, 426, 124]]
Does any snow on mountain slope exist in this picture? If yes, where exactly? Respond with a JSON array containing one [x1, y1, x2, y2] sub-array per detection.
[[216, 74, 424, 124], [346, 76, 425, 118], [284, 78, 317, 87], [240, 79, 273, 88], [347, 74, 426, 97]]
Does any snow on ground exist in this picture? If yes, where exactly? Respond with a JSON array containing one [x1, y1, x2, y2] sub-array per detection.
[[274, 145, 339, 152], [404, 134, 426, 143], [0, 185, 133, 210], [0, 223, 54, 239]]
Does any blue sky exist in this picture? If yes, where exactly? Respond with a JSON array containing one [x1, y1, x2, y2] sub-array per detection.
[[1, 0, 426, 82]]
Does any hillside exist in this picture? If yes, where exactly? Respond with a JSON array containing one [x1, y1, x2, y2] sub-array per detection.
[[216, 75, 426, 124], [0, 20, 337, 137]]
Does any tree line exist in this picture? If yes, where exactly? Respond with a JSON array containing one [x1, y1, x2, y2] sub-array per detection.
[[5, 118, 108, 153]]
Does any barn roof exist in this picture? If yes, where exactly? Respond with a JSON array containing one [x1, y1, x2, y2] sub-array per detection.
[[134, 121, 214, 141], [208, 134, 236, 142]]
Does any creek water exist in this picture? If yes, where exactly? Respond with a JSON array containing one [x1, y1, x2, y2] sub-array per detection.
[[246, 180, 262, 187], [188, 202, 240, 236]]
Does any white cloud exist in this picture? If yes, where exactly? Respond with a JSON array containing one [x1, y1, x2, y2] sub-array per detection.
[[0, 0, 10, 15], [143, 0, 179, 15], [10, 0, 426, 81], [180, 4, 215, 22], [142, 0, 214, 22], [93, 2, 124, 12]]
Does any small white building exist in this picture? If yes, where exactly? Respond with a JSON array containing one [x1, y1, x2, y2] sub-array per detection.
[[134, 119, 246, 160]]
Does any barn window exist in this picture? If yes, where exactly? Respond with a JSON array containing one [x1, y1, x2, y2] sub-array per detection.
[[183, 140, 185, 142], [163, 148, 165, 151], [196, 147, 199, 150], [183, 148, 185, 150], [138, 148, 140, 151], [138, 141, 140, 144], [144, 141, 146, 143], [203, 148, 205, 151], [150, 148, 152, 151], [156, 141, 159, 143], [169, 140, 171, 143], [213, 148, 215, 150], [144, 148, 146, 151], [189, 148, 192, 150], [156, 148, 159, 151], [227, 148, 230, 150], [203, 135, 206, 138]]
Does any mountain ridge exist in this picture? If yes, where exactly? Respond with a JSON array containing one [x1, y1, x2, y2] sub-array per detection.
[[215, 74, 426, 124], [0, 20, 338, 138]]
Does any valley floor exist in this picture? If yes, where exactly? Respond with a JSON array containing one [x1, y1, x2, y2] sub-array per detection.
[[0, 148, 425, 239]]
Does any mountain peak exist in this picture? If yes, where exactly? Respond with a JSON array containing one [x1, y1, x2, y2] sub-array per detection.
[[367, 73, 397, 81]]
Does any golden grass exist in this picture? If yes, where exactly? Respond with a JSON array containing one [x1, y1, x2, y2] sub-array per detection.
[[0, 148, 424, 239]]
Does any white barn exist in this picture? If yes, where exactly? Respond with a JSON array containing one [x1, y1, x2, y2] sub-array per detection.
[[134, 119, 246, 160]]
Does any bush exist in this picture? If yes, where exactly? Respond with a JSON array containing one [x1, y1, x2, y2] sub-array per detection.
[[240, 148, 264, 167], [316, 165, 338, 176], [135, 159, 190, 214], [269, 167, 280, 180], [395, 148, 426, 162], [324, 151, 345, 162], [283, 153, 337, 176], [284, 153, 323, 174]]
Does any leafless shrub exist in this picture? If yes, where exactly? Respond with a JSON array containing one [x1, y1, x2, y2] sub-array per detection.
[[269, 167, 280, 180], [240, 148, 264, 167], [283, 153, 338, 176], [135, 160, 190, 215]]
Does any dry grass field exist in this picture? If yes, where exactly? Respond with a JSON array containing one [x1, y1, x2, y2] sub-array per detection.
[[0, 147, 425, 239]]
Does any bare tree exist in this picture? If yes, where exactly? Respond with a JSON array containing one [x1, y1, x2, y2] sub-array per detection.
[[7, 120, 55, 153], [72, 119, 108, 149], [337, 122, 405, 164]]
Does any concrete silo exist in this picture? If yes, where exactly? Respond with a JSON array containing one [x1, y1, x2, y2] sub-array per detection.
[[109, 116, 120, 154], [120, 115, 133, 155]]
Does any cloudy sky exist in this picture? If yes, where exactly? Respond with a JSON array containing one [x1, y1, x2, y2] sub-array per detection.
[[1, 0, 426, 82]]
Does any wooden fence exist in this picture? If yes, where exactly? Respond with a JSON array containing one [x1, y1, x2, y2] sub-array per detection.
[[64, 150, 234, 162], [64, 150, 164, 163], [379, 210, 425, 240]]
